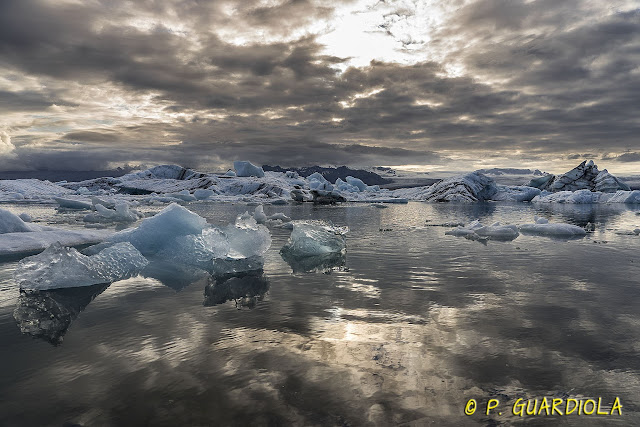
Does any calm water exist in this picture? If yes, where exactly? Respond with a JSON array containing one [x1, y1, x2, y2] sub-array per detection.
[[1, 202, 640, 426]]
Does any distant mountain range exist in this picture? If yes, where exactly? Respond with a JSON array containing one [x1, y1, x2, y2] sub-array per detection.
[[476, 168, 544, 176], [262, 165, 392, 185]]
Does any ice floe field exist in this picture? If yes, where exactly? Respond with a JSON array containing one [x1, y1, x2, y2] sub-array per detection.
[[1, 161, 640, 425]]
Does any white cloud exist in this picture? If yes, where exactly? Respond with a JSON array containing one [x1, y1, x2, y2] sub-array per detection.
[[0, 131, 15, 154]]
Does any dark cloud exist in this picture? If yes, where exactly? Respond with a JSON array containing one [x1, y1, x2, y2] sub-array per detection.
[[0, 0, 639, 171]]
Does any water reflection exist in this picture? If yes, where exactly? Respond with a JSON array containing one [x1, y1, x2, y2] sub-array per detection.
[[281, 251, 347, 273], [13, 283, 109, 345], [141, 259, 211, 291], [203, 271, 270, 309]]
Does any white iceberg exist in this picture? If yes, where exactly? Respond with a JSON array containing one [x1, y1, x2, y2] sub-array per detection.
[[0, 209, 33, 234], [234, 161, 265, 178], [532, 189, 600, 204], [155, 227, 230, 269], [518, 217, 587, 237], [14, 242, 148, 290], [18, 213, 32, 222], [280, 220, 348, 257], [268, 212, 291, 222]]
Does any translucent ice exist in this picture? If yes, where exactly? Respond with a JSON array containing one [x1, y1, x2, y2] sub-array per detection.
[[15, 242, 148, 290], [280, 220, 347, 257], [445, 220, 519, 241], [84, 203, 139, 223], [155, 227, 229, 269], [224, 212, 272, 259], [103, 203, 208, 255]]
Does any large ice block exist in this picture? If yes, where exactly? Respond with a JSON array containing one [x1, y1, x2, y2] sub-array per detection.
[[280, 220, 347, 257]]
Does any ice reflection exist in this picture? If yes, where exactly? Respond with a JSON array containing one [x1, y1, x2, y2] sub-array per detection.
[[13, 283, 109, 345], [203, 271, 270, 309], [281, 251, 346, 274]]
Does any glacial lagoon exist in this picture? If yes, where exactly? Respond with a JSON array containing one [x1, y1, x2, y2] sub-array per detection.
[[1, 201, 639, 426]]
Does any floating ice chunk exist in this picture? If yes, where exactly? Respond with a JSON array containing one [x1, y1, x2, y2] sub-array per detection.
[[268, 212, 291, 222], [101, 203, 208, 255], [518, 218, 587, 237], [534, 216, 549, 224], [224, 169, 237, 177], [492, 186, 541, 202], [224, 212, 272, 259], [91, 196, 116, 209], [599, 190, 640, 204], [194, 188, 215, 200], [234, 161, 265, 178], [475, 222, 519, 240], [76, 186, 91, 195], [18, 213, 32, 222], [280, 220, 347, 257], [155, 227, 229, 269], [167, 190, 197, 202], [334, 178, 360, 192], [532, 189, 600, 204], [253, 205, 268, 224], [53, 197, 93, 210], [396, 172, 498, 202], [15, 242, 148, 290], [346, 176, 367, 192], [84, 203, 139, 223], [445, 220, 518, 241], [0, 209, 33, 233]]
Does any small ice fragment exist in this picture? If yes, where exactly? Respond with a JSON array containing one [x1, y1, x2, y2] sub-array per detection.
[[253, 205, 268, 224], [15, 242, 148, 290], [194, 189, 215, 200], [280, 220, 347, 257], [53, 197, 93, 210], [268, 212, 291, 222], [18, 213, 32, 222], [518, 218, 587, 237], [224, 212, 272, 259]]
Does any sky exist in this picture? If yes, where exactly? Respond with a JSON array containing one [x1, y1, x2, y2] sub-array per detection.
[[0, 0, 639, 174]]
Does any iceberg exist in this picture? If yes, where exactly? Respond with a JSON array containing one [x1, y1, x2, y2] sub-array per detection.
[[395, 172, 498, 202], [532, 189, 600, 204], [53, 197, 93, 210], [0, 208, 33, 234], [268, 212, 291, 222], [99, 203, 208, 255], [492, 186, 542, 202], [346, 176, 367, 192], [83, 203, 140, 223], [18, 213, 32, 222], [14, 242, 148, 290], [155, 227, 229, 269], [234, 161, 265, 178], [445, 220, 519, 241], [528, 160, 630, 193], [224, 212, 272, 259], [280, 220, 347, 257], [253, 205, 268, 224], [518, 217, 587, 237], [193, 188, 215, 200]]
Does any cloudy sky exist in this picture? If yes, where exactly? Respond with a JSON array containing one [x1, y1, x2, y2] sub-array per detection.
[[0, 0, 639, 174]]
